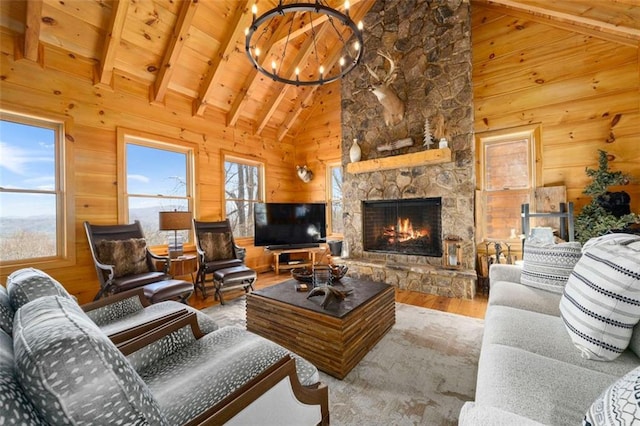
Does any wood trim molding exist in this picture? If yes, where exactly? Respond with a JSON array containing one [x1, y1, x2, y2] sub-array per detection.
[[346, 148, 452, 174]]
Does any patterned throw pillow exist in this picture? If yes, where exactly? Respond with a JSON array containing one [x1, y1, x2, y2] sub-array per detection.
[[560, 238, 640, 361], [6, 268, 74, 311], [0, 286, 13, 336], [199, 232, 233, 262], [520, 240, 582, 293], [95, 238, 149, 278], [584, 366, 640, 426]]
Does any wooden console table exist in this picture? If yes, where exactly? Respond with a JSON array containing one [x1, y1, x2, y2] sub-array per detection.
[[269, 246, 328, 274]]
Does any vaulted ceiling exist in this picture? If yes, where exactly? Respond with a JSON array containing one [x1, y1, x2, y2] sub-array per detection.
[[0, 0, 638, 141]]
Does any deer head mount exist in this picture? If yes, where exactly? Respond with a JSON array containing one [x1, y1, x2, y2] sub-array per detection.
[[364, 50, 405, 126]]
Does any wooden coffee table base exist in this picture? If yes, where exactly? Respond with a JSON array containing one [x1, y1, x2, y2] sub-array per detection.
[[246, 279, 395, 379]]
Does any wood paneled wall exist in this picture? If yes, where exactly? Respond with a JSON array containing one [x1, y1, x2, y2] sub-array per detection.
[[0, 32, 304, 302], [472, 3, 640, 214]]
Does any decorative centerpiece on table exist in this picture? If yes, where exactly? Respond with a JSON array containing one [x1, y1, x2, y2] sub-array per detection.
[[290, 264, 348, 283], [291, 264, 352, 309]]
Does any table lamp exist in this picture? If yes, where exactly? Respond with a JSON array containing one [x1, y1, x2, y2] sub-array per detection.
[[159, 210, 192, 258]]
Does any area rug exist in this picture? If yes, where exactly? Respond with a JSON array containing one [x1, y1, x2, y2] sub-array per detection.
[[202, 297, 484, 425]]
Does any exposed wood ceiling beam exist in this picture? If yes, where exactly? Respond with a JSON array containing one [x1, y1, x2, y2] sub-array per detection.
[[475, 0, 640, 46], [95, 0, 129, 87], [151, 0, 199, 104], [23, 0, 43, 62], [226, 19, 294, 127], [193, 0, 254, 117], [255, 24, 331, 135]]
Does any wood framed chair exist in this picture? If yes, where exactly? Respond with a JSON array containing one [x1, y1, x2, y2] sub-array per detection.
[[84, 220, 194, 303], [193, 219, 257, 303]]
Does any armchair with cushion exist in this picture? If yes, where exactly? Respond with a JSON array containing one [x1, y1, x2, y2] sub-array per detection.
[[193, 219, 257, 303], [84, 220, 194, 303], [10, 295, 329, 425]]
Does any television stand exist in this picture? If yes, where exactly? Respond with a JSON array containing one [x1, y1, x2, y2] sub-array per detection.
[[267, 246, 328, 274]]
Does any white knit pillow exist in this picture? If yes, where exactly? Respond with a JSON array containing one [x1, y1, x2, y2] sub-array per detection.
[[583, 366, 640, 425], [560, 238, 640, 361], [520, 240, 582, 293]]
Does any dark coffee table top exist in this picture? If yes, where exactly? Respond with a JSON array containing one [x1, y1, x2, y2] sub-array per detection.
[[250, 277, 393, 319]]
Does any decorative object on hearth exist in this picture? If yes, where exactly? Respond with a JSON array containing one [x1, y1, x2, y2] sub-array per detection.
[[349, 138, 361, 162], [574, 149, 640, 243], [296, 165, 314, 183], [364, 50, 405, 126], [443, 235, 462, 269], [245, 1, 364, 86], [377, 137, 413, 152], [438, 138, 448, 149], [158, 210, 192, 258], [307, 284, 353, 309], [423, 116, 435, 148], [291, 264, 348, 283]]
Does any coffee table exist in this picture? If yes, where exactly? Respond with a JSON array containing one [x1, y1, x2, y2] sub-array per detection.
[[246, 277, 395, 379]]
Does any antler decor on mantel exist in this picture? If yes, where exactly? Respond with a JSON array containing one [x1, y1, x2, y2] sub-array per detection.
[[364, 50, 405, 127]]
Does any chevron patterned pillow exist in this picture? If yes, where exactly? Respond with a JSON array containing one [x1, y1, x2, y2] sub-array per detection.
[[584, 366, 640, 425], [520, 240, 582, 293], [560, 237, 640, 361]]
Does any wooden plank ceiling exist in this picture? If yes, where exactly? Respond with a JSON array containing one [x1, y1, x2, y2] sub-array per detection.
[[1, 0, 638, 141]]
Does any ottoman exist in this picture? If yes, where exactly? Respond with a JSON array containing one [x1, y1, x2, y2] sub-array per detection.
[[213, 266, 257, 305], [143, 279, 194, 304]]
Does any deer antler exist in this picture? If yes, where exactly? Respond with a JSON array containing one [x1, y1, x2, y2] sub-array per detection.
[[376, 50, 397, 85]]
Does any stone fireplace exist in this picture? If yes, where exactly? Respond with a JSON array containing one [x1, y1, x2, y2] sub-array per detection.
[[363, 197, 442, 257], [340, 0, 476, 299]]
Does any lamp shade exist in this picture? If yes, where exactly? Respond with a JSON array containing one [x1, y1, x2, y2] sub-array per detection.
[[158, 211, 192, 231]]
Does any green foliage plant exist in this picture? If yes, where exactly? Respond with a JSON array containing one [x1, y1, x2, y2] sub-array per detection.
[[574, 149, 640, 243]]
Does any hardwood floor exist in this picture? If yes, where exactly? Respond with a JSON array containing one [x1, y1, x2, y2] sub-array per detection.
[[188, 271, 488, 319]]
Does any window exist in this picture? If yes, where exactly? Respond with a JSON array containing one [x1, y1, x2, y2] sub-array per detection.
[[0, 111, 73, 266], [224, 155, 264, 238], [475, 125, 542, 242], [118, 129, 196, 247], [327, 162, 343, 235]]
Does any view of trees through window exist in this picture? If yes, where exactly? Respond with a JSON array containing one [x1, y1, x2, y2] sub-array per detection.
[[125, 142, 192, 246], [0, 118, 60, 262], [225, 159, 262, 238], [328, 164, 344, 234]]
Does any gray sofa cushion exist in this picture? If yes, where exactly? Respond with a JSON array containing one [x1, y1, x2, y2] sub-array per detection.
[[629, 322, 640, 359], [133, 325, 319, 425], [584, 366, 640, 426], [483, 305, 639, 377], [489, 280, 562, 317], [0, 286, 13, 335], [560, 239, 640, 361], [521, 240, 582, 293], [6, 268, 74, 310], [86, 296, 219, 336], [13, 296, 167, 425], [476, 344, 620, 426], [0, 329, 45, 425]]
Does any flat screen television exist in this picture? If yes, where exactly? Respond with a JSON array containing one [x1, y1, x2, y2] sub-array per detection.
[[254, 202, 327, 249]]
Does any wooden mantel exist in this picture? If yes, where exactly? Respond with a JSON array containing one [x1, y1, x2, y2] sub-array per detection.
[[346, 148, 451, 174]]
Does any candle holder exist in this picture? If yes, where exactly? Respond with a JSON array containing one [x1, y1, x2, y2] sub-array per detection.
[[443, 235, 463, 269]]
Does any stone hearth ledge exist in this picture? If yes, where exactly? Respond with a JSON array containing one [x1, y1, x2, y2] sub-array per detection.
[[341, 258, 477, 300]]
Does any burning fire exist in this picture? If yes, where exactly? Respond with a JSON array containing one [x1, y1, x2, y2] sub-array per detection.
[[383, 217, 430, 243]]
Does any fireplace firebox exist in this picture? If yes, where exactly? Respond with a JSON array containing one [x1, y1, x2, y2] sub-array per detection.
[[362, 198, 442, 257]]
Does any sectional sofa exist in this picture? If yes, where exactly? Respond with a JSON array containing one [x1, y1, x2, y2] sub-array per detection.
[[459, 234, 640, 425]]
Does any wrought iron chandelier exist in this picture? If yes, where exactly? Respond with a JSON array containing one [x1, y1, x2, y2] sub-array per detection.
[[245, 1, 364, 86]]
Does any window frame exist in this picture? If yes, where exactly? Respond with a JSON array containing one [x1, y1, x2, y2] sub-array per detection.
[[221, 152, 265, 241], [116, 128, 198, 250], [326, 160, 343, 237], [0, 107, 75, 269], [475, 124, 542, 243]]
